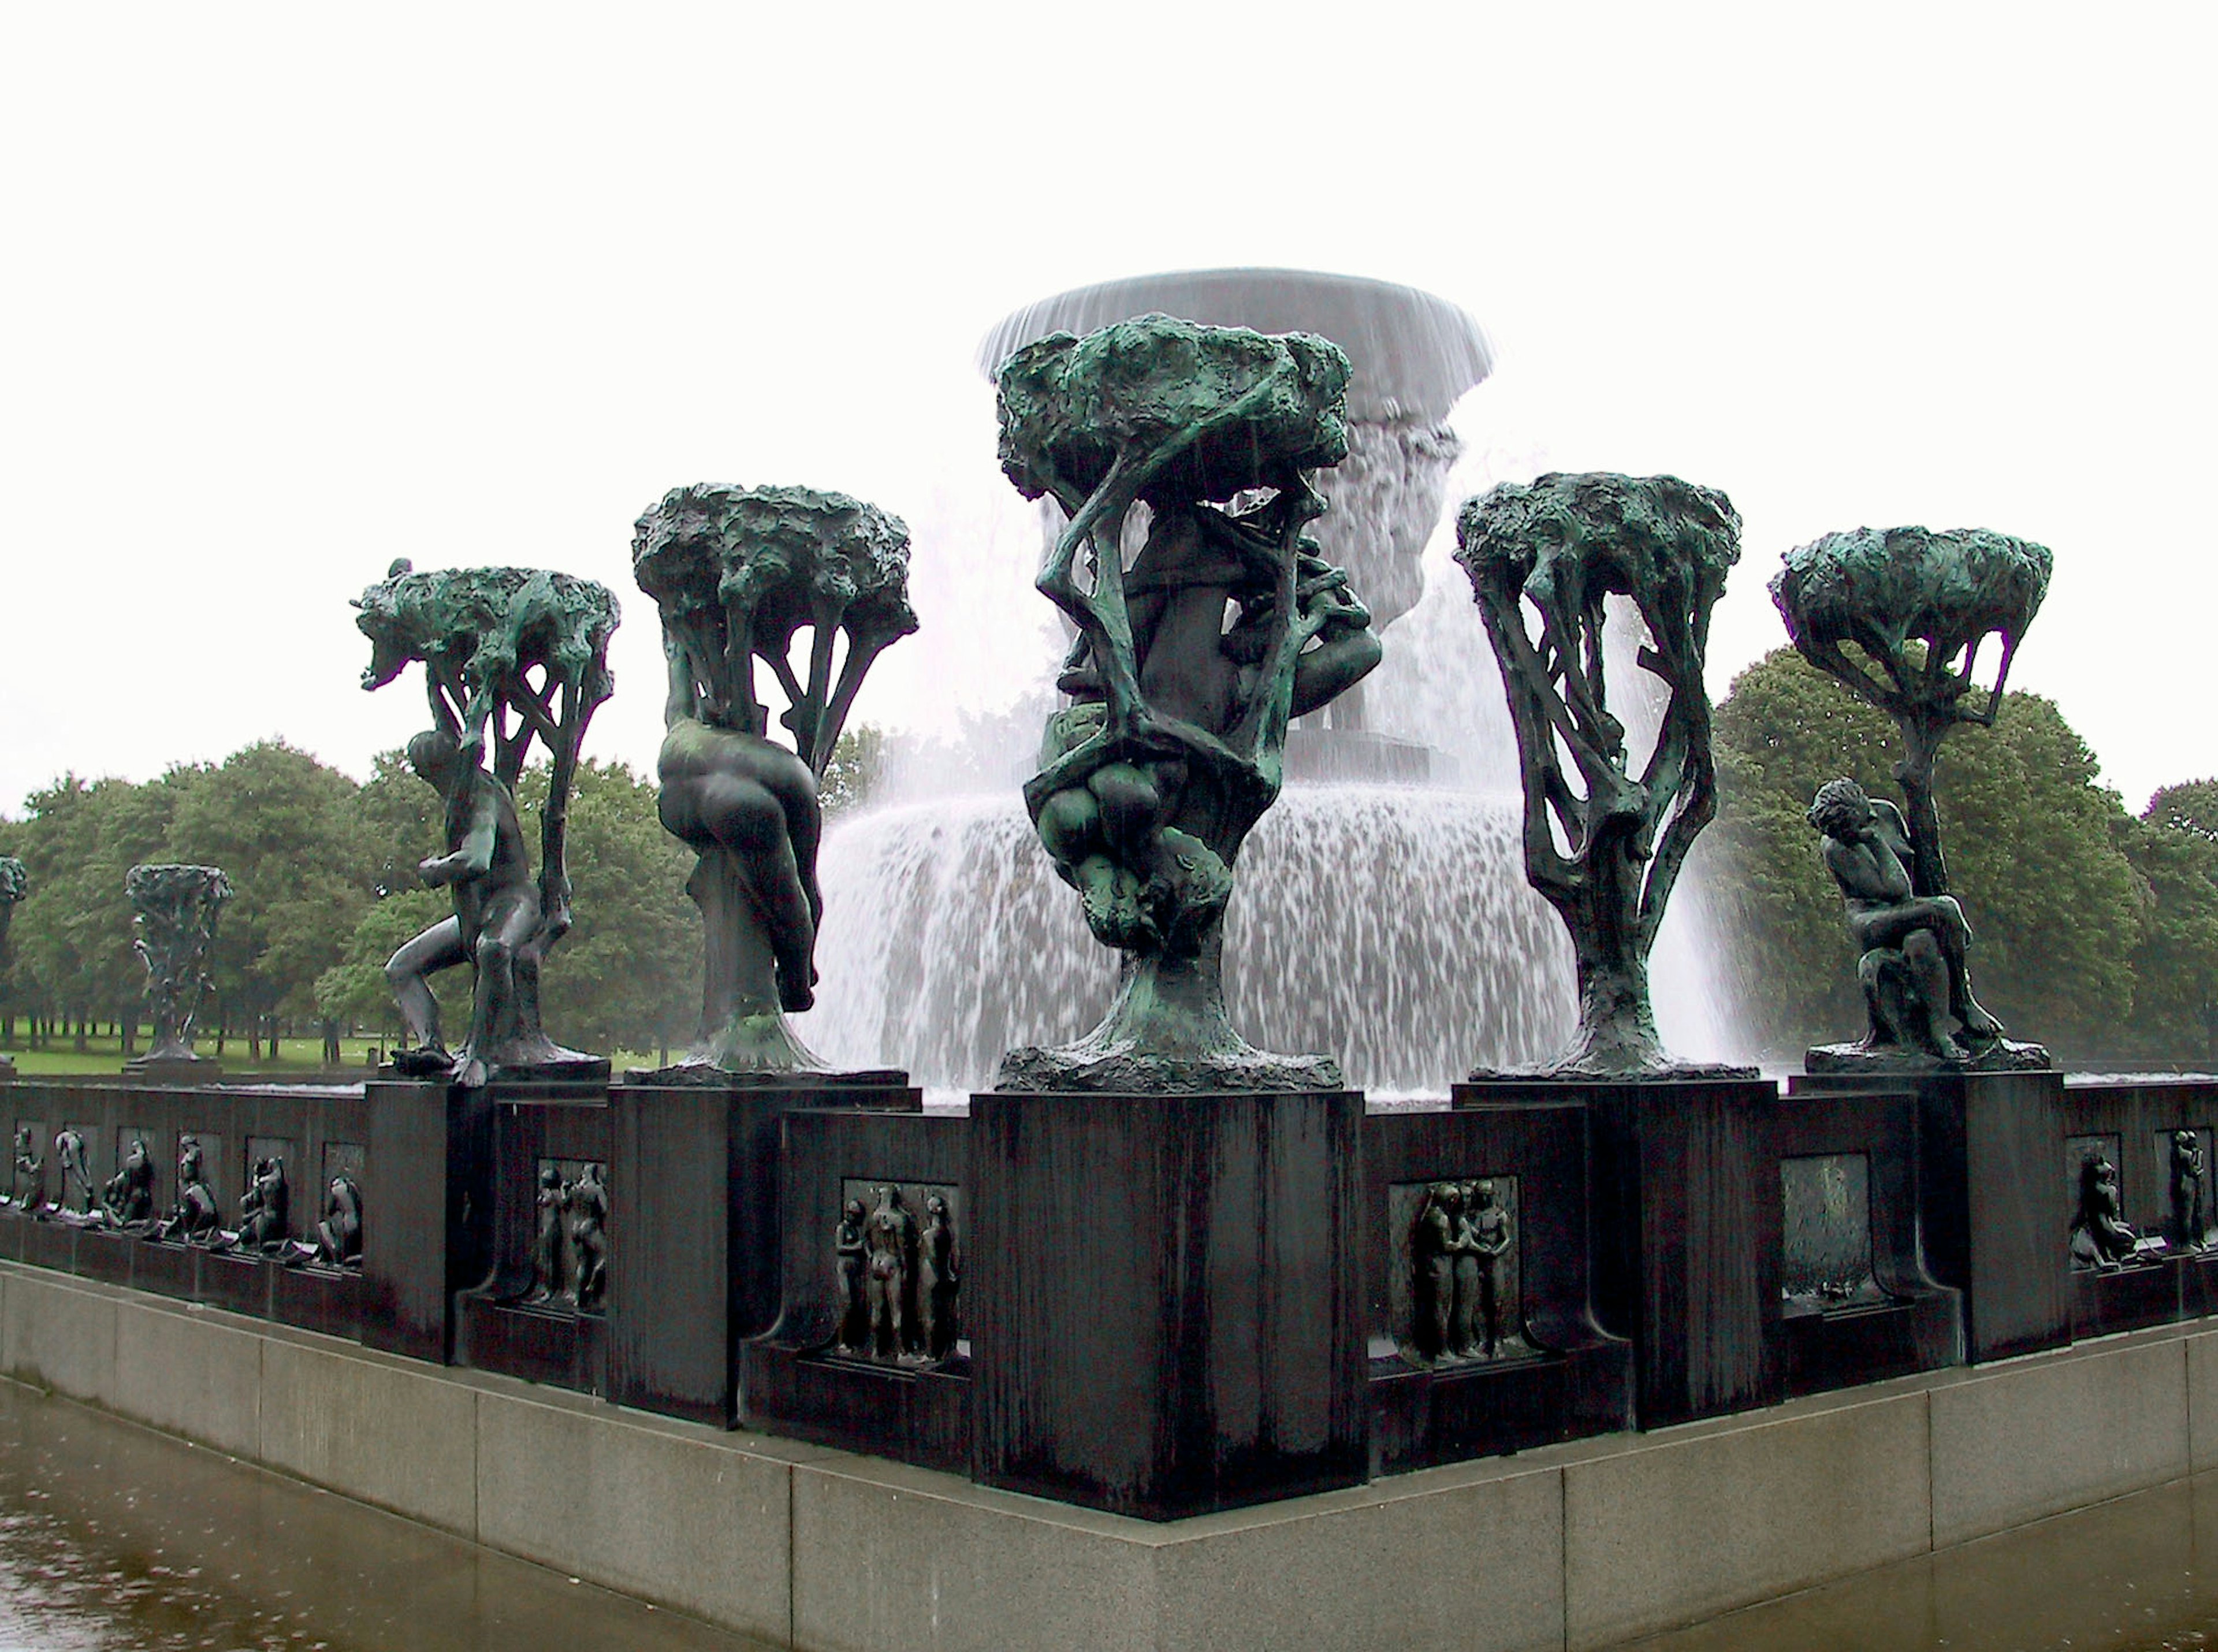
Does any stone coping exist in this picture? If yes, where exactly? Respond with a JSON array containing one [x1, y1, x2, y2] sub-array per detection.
[[4, 1259, 2215, 1650]]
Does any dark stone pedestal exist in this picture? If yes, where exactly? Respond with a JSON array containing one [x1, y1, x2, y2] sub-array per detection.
[[360, 1080, 471, 1364], [1458, 1077, 1779, 1428], [122, 1055, 221, 1082], [1364, 1101, 1631, 1474], [971, 1089, 1365, 1521], [608, 1075, 919, 1428], [2072, 1261, 2178, 1337], [740, 1107, 972, 1472], [1792, 1069, 2067, 1363], [1766, 1088, 1962, 1397]]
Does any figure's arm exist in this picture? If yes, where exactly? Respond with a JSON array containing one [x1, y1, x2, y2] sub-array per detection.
[[420, 784, 500, 885], [1288, 561, 1382, 719]]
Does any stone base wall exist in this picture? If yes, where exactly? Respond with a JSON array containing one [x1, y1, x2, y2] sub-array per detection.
[[7, 1257, 2217, 1651]]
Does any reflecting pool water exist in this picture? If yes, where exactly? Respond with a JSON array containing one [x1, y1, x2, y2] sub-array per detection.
[[1628, 1470, 2218, 1651], [0, 1379, 770, 1652]]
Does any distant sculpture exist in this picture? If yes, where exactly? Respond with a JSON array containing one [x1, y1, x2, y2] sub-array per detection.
[[54, 1128, 94, 1217], [529, 1164, 567, 1301], [1807, 778, 1997, 1064], [355, 560, 618, 1087], [2071, 1150, 2154, 1270], [920, 1192, 960, 1360], [864, 1184, 917, 1359], [1773, 525, 2053, 1070], [2169, 1131, 2208, 1252], [994, 315, 1380, 1091], [630, 485, 917, 1075], [314, 1172, 363, 1267], [1455, 472, 1755, 1078], [568, 1162, 607, 1311], [125, 865, 231, 1066], [157, 1135, 222, 1241], [236, 1155, 289, 1250], [833, 1197, 868, 1353], [0, 857, 23, 1078], [8, 1126, 44, 1211]]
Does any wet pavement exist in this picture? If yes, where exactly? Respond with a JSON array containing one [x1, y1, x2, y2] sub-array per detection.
[[0, 1378, 772, 1651], [1629, 1470, 2218, 1651]]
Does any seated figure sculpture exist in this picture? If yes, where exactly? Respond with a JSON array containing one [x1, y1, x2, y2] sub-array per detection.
[[1807, 777, 2001, 1064], [9, 1127, 44, 1212], [314, 1173, 363, 1267], [157, 1135, 222, 1242], [101, 1137, 155, 1228], [2071, 1150, 2155, 1270]]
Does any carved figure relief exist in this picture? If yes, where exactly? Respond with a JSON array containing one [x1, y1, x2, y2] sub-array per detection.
[[568, 1162, 607, 1310], [235, 1155, 291, 1251], [314, 1172, 363, 1268], [6, 1125, 44, 1211], [1393, 1177, 1531, 1365], [521, 1159, 608, 1310], [833, 1180, 961, 1364], [2166, 1129, 2209, 1252], [2069, 1142, 2160, 1270], [157, 1134, 223, 1242], [101, 1136, 156, 1229], [54, 1128, 95, 1218]]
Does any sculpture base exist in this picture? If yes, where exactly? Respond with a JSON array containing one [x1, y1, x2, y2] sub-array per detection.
[[622, 1061, 906, 1089], [1467, 1059, 1761, 1083], [996, 1042, 1341, 1095], [381, 1040, 609, 1087], [1804, 1039, 2052, 1074], [0, 1055, 13, 1082], [122, 1053, 219, 1082]]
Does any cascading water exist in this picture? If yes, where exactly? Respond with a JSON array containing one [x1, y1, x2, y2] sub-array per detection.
[[792, 268, 1747, 1093]]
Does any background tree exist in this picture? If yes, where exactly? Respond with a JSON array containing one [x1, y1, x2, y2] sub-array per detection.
[[2123, 783, 2218, 1066], [1708, 648, 2145, 1061]]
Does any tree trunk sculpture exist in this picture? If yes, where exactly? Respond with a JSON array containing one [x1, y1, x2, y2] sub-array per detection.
[[1456, 472, 1755, 1079], [992, 315, 1382, 1092], [125, 863, 231, 1064], [631, 484, 917, 1077]]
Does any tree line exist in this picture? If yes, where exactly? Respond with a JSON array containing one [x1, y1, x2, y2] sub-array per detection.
[[1705, 648, 2218, 1067]]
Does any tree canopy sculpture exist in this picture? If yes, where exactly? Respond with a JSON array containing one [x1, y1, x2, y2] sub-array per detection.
[[0, 857, 25, 1077], [1772, 525, 2053, 1068], [352, 560, 618, 1085], [630, 483, 917, 1075], [1455, 472, 1754, 1078], [994, 314, 1382, 1091], [126, 863, 231, 1066]]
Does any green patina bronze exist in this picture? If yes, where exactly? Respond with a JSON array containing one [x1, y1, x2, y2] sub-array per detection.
[[125, 864, 231, 1066], [352, 560, 619, 1086], [1456, 472, 1756, 1079], [631, 483, 917, 1077], [1773, 525, 2054, 1068], [995, 315, 1381, 1092], [0, 858, 24, 1078]]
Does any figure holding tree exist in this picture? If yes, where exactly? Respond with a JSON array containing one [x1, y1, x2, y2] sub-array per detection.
[[352, 560, 618, 1087], [1772, 525, 2053, 1070], [630, 483, 917, 1076], [124, 863, 232, 1071]]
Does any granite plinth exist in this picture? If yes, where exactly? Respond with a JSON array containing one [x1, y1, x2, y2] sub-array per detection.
[[1363, 1100, 1631, 1472], [1458, 1076, 1778, 1427], [1791, 1068, 2068, 1363], [1804, 1039, 2052, 1074], [972, 1089, 1365, 1520], [608, 1076, 920, 1427]]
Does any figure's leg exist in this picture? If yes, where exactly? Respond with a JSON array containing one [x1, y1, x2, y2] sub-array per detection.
[[385, 917, 467, 1051], [694, 773, 819, 1012], [461, 892, 539, 1085], [1901, 931, 1970, 1060]]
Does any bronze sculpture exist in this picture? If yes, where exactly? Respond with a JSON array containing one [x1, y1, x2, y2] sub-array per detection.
[[314, 1172, 363, 1268], [2170, 1130, 2208, 1252], [994, 315, 1379, 1091], [833, 1197, 868, 1353], [630, 485, 916, 1076], [354, 560, 617, 1087], [2070, 1150, 2153, 1270], [156, 1135, 222, 1242], [125, 865, 230, 1067], [8, 1125, 44, 1211]]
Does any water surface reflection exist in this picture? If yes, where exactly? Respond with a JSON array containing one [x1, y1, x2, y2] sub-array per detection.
[[0, 1379, 771, 1651]]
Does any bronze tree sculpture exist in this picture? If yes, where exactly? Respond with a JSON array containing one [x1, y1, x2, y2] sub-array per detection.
[[1773, 526, 2052, 1069], [0, 857, 22, 1078], [1455, 472, 1754, 1078], [630, 483, 917, 1076], [125, 863, 232, 1066], [352, 560, 618, 1087], [993, 314, 1381, 1091]]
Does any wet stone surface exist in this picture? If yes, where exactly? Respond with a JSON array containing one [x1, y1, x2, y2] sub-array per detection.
[[0, 1378, 771, 1651], [1627, 1469, 2218, 1651]]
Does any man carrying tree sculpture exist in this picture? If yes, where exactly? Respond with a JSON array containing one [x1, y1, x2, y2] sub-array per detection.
[[0, 857, 23, 1080], [1772, 524, 2053, 1071], [630, 483, 917, 1076], [353, 559, 618, 1087], [993, 314, 1381, 1092]]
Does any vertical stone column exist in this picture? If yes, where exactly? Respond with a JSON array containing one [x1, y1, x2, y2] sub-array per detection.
[[971, 1089, 1365, 1520]]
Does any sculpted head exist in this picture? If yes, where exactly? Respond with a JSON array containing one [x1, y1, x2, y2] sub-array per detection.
[[1807, 777, 1874, 842]]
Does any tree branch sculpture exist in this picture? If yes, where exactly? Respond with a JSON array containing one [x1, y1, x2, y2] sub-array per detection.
[[125, 863, 231, 1066], [994, 315, 1380, 1092], [0, 857, 22, 1078], [1772, 525, 2053, 1069], [1456, 472, 1755, 1079], [352, 560, 618, 1086], [630, 483, 917, 1077]]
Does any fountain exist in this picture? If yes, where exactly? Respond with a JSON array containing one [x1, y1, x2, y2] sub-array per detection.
[[806, 269, 1735, 1093]]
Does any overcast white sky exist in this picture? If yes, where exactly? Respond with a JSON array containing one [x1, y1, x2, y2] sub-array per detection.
[[3, 3, 2212, 815]]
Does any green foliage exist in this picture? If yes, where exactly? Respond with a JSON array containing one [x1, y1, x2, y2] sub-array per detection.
[[2122, 791, 2218, 1065], [2148, 780, 2218, 842], [1710, 648, 2149, 1062], [819, 725, 885, 817]]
